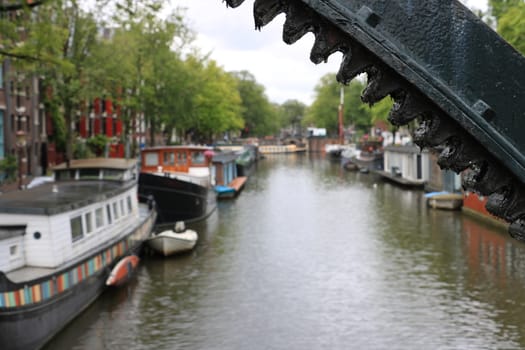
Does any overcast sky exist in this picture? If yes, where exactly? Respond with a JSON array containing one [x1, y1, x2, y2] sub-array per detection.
[[172, 0, 489, 105]]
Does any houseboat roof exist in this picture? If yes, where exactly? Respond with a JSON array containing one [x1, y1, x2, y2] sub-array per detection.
[[53, 158, 137, 170], [384, 144, 426, 154], [0, 181, 133, 216], [212, 151, 238, 163], [141, 145, 213, 152]]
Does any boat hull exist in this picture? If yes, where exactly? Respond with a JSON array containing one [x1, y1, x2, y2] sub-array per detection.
[[0, 208, 156, 350], [426, 192, 463, 210], [139, 172, 216, 224], [147, 230, 198, 256]]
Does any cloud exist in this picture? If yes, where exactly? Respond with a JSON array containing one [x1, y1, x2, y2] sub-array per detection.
[[173, 0, 488, 105]]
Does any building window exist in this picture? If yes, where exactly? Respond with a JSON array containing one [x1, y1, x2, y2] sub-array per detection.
[[120, 199, 125, 217], [70, 215, 84, 242]]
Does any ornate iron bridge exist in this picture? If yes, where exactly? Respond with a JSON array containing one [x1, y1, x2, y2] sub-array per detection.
[[224, 0, 525, 240]]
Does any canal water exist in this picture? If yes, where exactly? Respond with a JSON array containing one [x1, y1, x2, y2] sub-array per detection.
[[45, 154, 525, 350]]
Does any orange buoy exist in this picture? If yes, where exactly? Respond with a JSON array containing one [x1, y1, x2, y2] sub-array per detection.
[[106, 255, 140, 287]]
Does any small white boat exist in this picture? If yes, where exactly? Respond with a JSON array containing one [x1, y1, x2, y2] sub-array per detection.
[[147, 222, 198, 256], [425, 191, 463, 210]]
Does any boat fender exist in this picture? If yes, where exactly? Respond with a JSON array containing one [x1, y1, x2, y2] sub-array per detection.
[[147, 195, 155, 211]]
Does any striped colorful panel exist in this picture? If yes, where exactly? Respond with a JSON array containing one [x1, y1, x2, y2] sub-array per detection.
[[7, 292, 16, 307], [32, 284, 41, 303], [22, 287, 32, 305], [42, 281, 51, 300], [88, 260, 94, 275], [95, 255, 102, 270], [0, 234, 139, 308]]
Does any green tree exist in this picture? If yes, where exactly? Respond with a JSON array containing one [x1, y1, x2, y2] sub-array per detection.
[[189, 60, 244, 143], [305, 74, 373, 137], [496, 2, 525, 54], [489, 0, 523, 20], [231, 70, 277, 137], [278, 99, 307, 136]]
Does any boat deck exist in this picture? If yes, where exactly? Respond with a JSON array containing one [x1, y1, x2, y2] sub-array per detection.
[[228, 176, 247, 192], [0, 181, 131, 215]]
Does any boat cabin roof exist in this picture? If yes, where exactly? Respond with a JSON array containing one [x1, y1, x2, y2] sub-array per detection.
[[53, 158, 137, 171], [141, 145, 212, 152], [212, 151, 238, 164], [0, 181, 132, 215]]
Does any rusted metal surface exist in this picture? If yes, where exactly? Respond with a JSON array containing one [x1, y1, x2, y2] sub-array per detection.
[[224, 0, 525, 239]]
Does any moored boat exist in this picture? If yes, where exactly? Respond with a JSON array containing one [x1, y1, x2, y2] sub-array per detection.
[[213, 151, 248, 199], [351, 138, 384, 172], [147, 221, 198, 256], [0, 158, 157, 350], [138, 145, 217, 224], [425, 191, 463, 210]]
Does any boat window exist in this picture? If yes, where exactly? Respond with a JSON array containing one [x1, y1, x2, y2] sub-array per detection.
[[55, 169, 76, 181], [144, 153, 159, 167], [103, 169, 124, 180], [177, 152, 187, 165], [127, 196, 133, 214], [120, 199, 125, 217], [79, 168, 100, 180], [192, 151, 205, 165], [113, 202, 119, 220], [106, 205, 112, 224], [70, 216, 84, 242], [9, 245, 18, 259], [85, 212, 93, 234], [95, 207, 104, 228], [164, 152, 175, 165]]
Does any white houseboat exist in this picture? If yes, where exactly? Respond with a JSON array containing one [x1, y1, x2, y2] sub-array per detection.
[[0, 158, 157, 350]]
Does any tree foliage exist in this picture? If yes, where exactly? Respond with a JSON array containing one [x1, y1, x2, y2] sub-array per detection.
[[305, 74, 389, 138], [277, 99, 307, 132], [496, 1, 525, 54], [230, 71, 277, 138]]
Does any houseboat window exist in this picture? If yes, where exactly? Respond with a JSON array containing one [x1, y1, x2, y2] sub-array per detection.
[[9, 245, 18, 258], [144, 153, 159, 167], [103, 169, 123, 180], [106, 204, 112, 224], [164, 152, 175, 165], [55, 169, 76, 181], [79, 168, 100, 180], [177, 152, 187, 165], [95, 207, 104, 228], [192, 151, 205, 165], [120, 199, 125, 217], [70, 216, 84, 242], [127, 196, 133, 214], [85, 212, 93, 233], [113, 202, 119, 220]]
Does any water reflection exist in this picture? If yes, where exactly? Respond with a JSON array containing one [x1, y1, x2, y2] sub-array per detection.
[[45, 154, 525, 350]]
